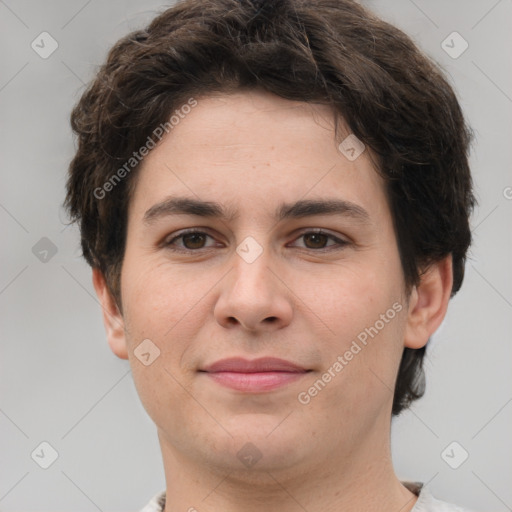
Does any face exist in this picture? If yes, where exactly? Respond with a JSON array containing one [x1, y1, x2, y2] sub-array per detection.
[[99, 89, 428, 478]]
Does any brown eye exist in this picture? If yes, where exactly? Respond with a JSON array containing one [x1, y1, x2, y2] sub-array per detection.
[[181, 233, 207, 249], [303, 232, 329, 249], [164, 230, 216, 251], [290, 230, 348, 251]]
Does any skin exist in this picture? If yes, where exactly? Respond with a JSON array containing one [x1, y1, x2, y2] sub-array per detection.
[[93, 89, 452, 512]]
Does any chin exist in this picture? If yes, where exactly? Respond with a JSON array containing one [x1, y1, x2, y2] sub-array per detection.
[[208, 420, 308, 471]]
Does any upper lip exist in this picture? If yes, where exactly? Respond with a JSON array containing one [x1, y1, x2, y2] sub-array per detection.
[[201, 357, 308, 373]]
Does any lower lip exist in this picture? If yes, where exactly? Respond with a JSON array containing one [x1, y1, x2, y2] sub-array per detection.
[[203, 371, 308, 392]]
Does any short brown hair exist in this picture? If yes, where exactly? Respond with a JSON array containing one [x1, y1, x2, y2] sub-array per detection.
[[64, 0, 476, 415]]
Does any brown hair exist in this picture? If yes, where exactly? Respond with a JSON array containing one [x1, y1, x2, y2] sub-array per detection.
[[64, 0, 475, 415]]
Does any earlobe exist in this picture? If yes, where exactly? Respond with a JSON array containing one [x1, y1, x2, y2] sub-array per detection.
[[403, 255, 453, 349], [92, 268, 129, 360]]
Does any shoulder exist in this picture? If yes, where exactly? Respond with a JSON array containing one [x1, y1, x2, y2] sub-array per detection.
[[138, 490, 166, 512], [404, 481, 477, 512], [137, 485, 479, 512]]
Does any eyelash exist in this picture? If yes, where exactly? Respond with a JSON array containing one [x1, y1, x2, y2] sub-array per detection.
[[163, 229, 349, 253]]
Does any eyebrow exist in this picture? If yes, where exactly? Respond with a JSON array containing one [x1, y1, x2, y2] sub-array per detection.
[[142, 196, 371, 225]]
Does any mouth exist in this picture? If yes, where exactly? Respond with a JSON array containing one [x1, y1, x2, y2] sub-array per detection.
[[199, 357, 312, 392]]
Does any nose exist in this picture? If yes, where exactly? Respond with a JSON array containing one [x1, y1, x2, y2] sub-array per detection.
[[213, 250, 293, 332]]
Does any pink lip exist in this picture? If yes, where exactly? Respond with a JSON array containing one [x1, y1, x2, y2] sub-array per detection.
[[202, 357, 307, 373], [200, 357, 310, 392]]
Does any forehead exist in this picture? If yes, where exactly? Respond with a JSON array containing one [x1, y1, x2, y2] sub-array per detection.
[[128, 89, 389, 223], [167, 89, 342, 151]]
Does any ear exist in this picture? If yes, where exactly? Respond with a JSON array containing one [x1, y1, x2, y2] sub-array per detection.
[[92, 268, 128, 359], [403, 255, 453, 349]]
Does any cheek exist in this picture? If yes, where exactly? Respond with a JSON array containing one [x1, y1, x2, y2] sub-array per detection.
[[119, 262, 203, 428], [296, 258, 402, 337], [121, 258, 211, 343], [128, 357, 199, 445], [295, 255, 407, 391]]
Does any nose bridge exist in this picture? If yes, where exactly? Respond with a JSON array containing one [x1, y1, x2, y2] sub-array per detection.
[[230, 241, 276, 301], [214, 237, 293, 331]]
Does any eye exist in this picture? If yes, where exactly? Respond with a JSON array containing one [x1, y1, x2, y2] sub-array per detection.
[[290, 230, 348, 251], [163, 228, 348, 253], [164, 230, 218, 251]]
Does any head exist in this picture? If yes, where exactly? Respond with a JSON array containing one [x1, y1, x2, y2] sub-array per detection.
[[65, 0, 474, 476]]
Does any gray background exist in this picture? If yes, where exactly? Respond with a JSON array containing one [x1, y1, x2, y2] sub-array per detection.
[[0, 0, 511, 510]]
